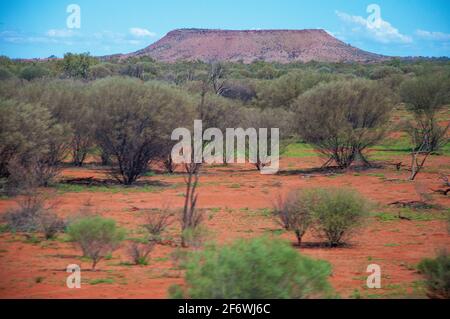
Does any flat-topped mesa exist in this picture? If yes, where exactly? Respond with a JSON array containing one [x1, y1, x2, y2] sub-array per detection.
[[124, 28, 388, 63]]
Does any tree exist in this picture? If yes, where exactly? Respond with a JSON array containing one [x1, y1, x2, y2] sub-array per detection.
[[254, 70, 336, 109], [400, 74, 450, 180], [293, 79, 393, 168], [0, 99, 69, 191], [92, 77, 194, 184], [62, 52, 97, 79]]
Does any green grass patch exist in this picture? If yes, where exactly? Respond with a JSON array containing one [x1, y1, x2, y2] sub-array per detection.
[[384, 243, 400, 247], [55, 183, 165, 194], [374, 209, 445, 222], [282, 142, 315, 158], [89, 278, 114, 285]]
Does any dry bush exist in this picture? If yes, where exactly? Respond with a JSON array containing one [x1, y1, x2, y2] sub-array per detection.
[[143, 208, 174, 243], [127, 241, 155, 265], [272, 189, 315, 246], [3, 192, 65, 239], [180, 163, 204, 247], [400, 74, 450, 180]]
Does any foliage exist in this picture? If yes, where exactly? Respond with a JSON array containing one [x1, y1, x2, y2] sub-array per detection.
[[169, 237, 332, 298], [91, 77, 195, 184], [62, 53, 97, 79], [308, 188, 369, 246], [417, 250, 450, 299], [0, 99, 68, 191], [19, 65, 50, 81], [293, 79, 394, 168], [67, 216, 125, 269]]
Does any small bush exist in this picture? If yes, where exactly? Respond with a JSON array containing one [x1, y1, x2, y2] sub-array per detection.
[[39, 211, 66, 239], [272, 189, 315, 246], [143, 209, 173, 243], [4, 193, 65, 239], [169, 237, 332, 299], [310, 188, 368, 246], [127, 242, 155, 265], [19, 65, 50, 81], [67, 216, 125, 270], [417, 250, 450, 299]]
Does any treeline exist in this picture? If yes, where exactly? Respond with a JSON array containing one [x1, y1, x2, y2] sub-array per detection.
[[0, 53, 449, 192]]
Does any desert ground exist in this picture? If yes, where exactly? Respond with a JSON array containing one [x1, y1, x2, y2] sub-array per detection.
[[0, 142, 448, 299]]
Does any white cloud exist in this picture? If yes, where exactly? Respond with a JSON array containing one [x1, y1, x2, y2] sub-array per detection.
[[129, 27, 156, 38], [0, 28, 156, 47], [336, 10, 412, 44], [46, 29, 77, 38], [416, 29, 450, 41]]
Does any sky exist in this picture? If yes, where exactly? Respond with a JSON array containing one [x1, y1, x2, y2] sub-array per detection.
[[0, 0, 449, 59]]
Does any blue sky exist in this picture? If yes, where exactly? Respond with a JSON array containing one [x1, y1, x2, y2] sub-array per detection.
[[1, 0, 449, 58]]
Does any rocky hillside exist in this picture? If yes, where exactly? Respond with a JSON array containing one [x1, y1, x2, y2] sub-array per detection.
[[122, 28, 387, 63]]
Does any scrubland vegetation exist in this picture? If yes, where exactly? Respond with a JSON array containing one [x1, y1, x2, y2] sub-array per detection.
[[0, 54, 449, 299]]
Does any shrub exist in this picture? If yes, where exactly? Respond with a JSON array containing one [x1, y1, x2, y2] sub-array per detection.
[[293, 79, 393, 168], [0, 99, 69, 191], [169, 237, 332, 298], [62, 53, 97, 79], [272, 189, 315, 246], [142, 208, 174, 243], [39, 211, 66, 239], [310, 188, 369, 246], [0, 66, 14, 80], [88, 64, 113, 79], [3, 193, 65, 239], [19, 65, 50, 81], [417, 250, 450, 299], [254, 70, 336, 110], [400, 74, 450, 180], [67, 216, 125, 270], [128, 242, 155, 265]]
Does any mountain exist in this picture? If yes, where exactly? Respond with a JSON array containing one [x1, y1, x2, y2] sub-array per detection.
[[119, 28, 388, 63]]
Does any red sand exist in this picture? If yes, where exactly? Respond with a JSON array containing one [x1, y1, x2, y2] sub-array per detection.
[[0, 155, 448, 299]]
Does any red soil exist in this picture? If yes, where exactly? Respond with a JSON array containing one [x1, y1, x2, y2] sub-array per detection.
[[0, 155, 448, 299]]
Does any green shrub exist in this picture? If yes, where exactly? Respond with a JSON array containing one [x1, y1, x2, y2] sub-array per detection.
[[67, 216, 125, 270], [293, 79, 393, 168], [0, 66, 14, 80], [417, 250, 450, 299], [169, 237, 332, 299], [310, 188, 368, 246], [19, 65, 50, 81]]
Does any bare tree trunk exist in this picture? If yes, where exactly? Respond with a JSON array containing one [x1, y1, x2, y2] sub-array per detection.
[[181, 162, 201, 247]]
